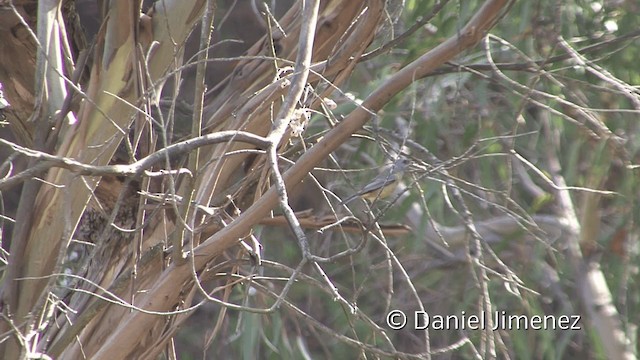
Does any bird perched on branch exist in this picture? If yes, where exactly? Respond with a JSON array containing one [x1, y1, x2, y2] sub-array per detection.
[[340, 158, 411, 205]]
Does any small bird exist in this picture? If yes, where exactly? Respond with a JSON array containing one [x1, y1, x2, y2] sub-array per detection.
[[340, 158, 411, 205]]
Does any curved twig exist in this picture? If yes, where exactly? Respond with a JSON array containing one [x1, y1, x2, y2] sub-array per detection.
[[0, 131, 269, 189]]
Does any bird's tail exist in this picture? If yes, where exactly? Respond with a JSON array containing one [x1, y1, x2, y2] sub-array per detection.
[[339, 194, 358, 206]]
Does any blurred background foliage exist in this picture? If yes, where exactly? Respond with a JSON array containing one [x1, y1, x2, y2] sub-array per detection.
[[166, 0, 639, 358]]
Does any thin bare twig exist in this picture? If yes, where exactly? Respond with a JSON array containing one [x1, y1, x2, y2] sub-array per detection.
[[0, 131, 270, 190]]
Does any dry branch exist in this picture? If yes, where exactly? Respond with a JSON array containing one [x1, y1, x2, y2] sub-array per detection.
[[88, 1, 510, 358]]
